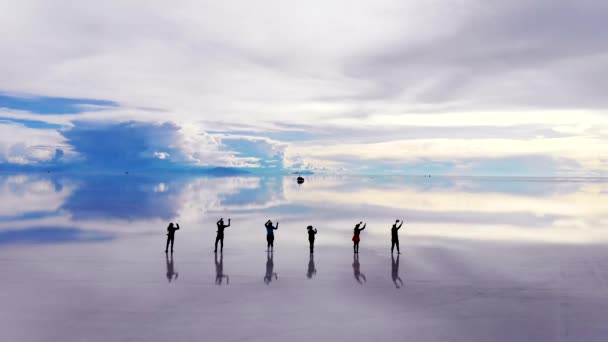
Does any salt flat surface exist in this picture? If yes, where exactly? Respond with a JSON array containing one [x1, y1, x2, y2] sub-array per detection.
[[1, 174, 607, 341]]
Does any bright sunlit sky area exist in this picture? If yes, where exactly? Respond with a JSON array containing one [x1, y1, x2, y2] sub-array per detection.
[[1, 0, 607, 176]]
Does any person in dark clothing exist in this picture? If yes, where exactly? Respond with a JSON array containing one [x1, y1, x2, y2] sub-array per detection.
[[307, 225, 318, 253], [215, 251, 229, 285], [215, 218, 231, 252], [391, 219, 404, 254], [264, 250, 278, 284], [165, 252, 178, 283], [306, 253, 316, 279], [352, 222, 366, 253], [265, 219, 279, 251], [391, 253, 403, 289], [352, 253, 366, 284], [165, 222, 180, 253]]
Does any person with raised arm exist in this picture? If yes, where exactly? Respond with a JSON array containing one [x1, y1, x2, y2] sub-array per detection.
[[307, 225, 318, 254], [164, 222, 180, 253], [391, 219, 404, 254], [352, 221, 366, 253], [265, 219, 279, 251], [214, 217, 231, 252]]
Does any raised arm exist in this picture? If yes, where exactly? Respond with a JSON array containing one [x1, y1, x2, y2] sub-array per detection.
[[225, 219, 231, 228], [314, 228, 318, 234], [360, 223, 366, 230], [176, 223, 180, 230], [274, 222, 279, 230], [398, 221, 403, 229]]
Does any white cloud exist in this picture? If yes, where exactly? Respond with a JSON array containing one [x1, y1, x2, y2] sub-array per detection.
[[0, 123, 71, 164], [1, 1, 608, 174]]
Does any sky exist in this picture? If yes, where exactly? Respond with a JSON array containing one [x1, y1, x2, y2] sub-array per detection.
[[0, 0, 607, 176]]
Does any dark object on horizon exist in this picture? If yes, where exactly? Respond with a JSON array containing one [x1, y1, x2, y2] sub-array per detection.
[[307, 253, 316, 279], [352, 253, 366, 284], [125, 171, 128, 174], [391, 254, 403, 289], [215, 217, 231, 252], [391, 219, 403, 254], [215, 251, 229, 285], [307, 225, 317, 253], [297, 174, 305, 184], [165, 222, 180, 253], [352, 221, 366, 253], [165, 252, 178, 283], [265, 219, 279, 251], [264, 250, 278, 284]]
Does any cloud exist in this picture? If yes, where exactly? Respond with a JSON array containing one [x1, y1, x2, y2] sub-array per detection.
[[287, 136, 607, 175], [219, 134, 287, 169], [58, 121, 288, 170], [0, 1, 607, 175], [0, 122, 71, 165]]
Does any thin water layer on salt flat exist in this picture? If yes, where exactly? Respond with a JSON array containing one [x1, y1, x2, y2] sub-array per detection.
[[1, 173, 607, 342]]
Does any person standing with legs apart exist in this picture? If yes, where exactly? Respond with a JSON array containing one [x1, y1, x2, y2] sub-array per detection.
[[391, 219, 403, 254], [307, 225, 317, 253], [352, 222, 366, 253], [215, 218, 231, 252], [265, 219, 279, 251], [165, 222, 180, 253]]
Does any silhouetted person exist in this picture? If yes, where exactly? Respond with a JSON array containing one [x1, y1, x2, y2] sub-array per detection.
[[215, 218, 231, 252], [215, 251, 229, 285], [264, 251, 278, 284], [165, 222, 180, 253], [165, 252, 178, 283], [352, 253, 366, 284], [352, 222, 366, 253], [265, 219, 279, 251], [391, 219, 404, 254], [307, 225, 318, 253], [391, 254, 404, 289], [307, 253, 316, 279]]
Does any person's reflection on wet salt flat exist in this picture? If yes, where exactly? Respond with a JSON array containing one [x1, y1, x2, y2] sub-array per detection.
[[306, 253, 316, 279], [352, 254, 366, 285], [165, 252, 178, 283], [391, 254, 404, 289], [215, 251, 229, 285], [264, 251, 278, 285]]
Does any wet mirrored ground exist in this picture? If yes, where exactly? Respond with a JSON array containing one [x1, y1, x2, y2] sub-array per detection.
[[1, 173, 607, 341]]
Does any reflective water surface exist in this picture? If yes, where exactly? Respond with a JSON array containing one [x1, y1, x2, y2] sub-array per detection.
[[1, 173, 607, 341]]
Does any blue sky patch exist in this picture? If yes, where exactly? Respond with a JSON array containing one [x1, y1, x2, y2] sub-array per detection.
[[0, 117, 63, 129], [0, 93, 118, 114]]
